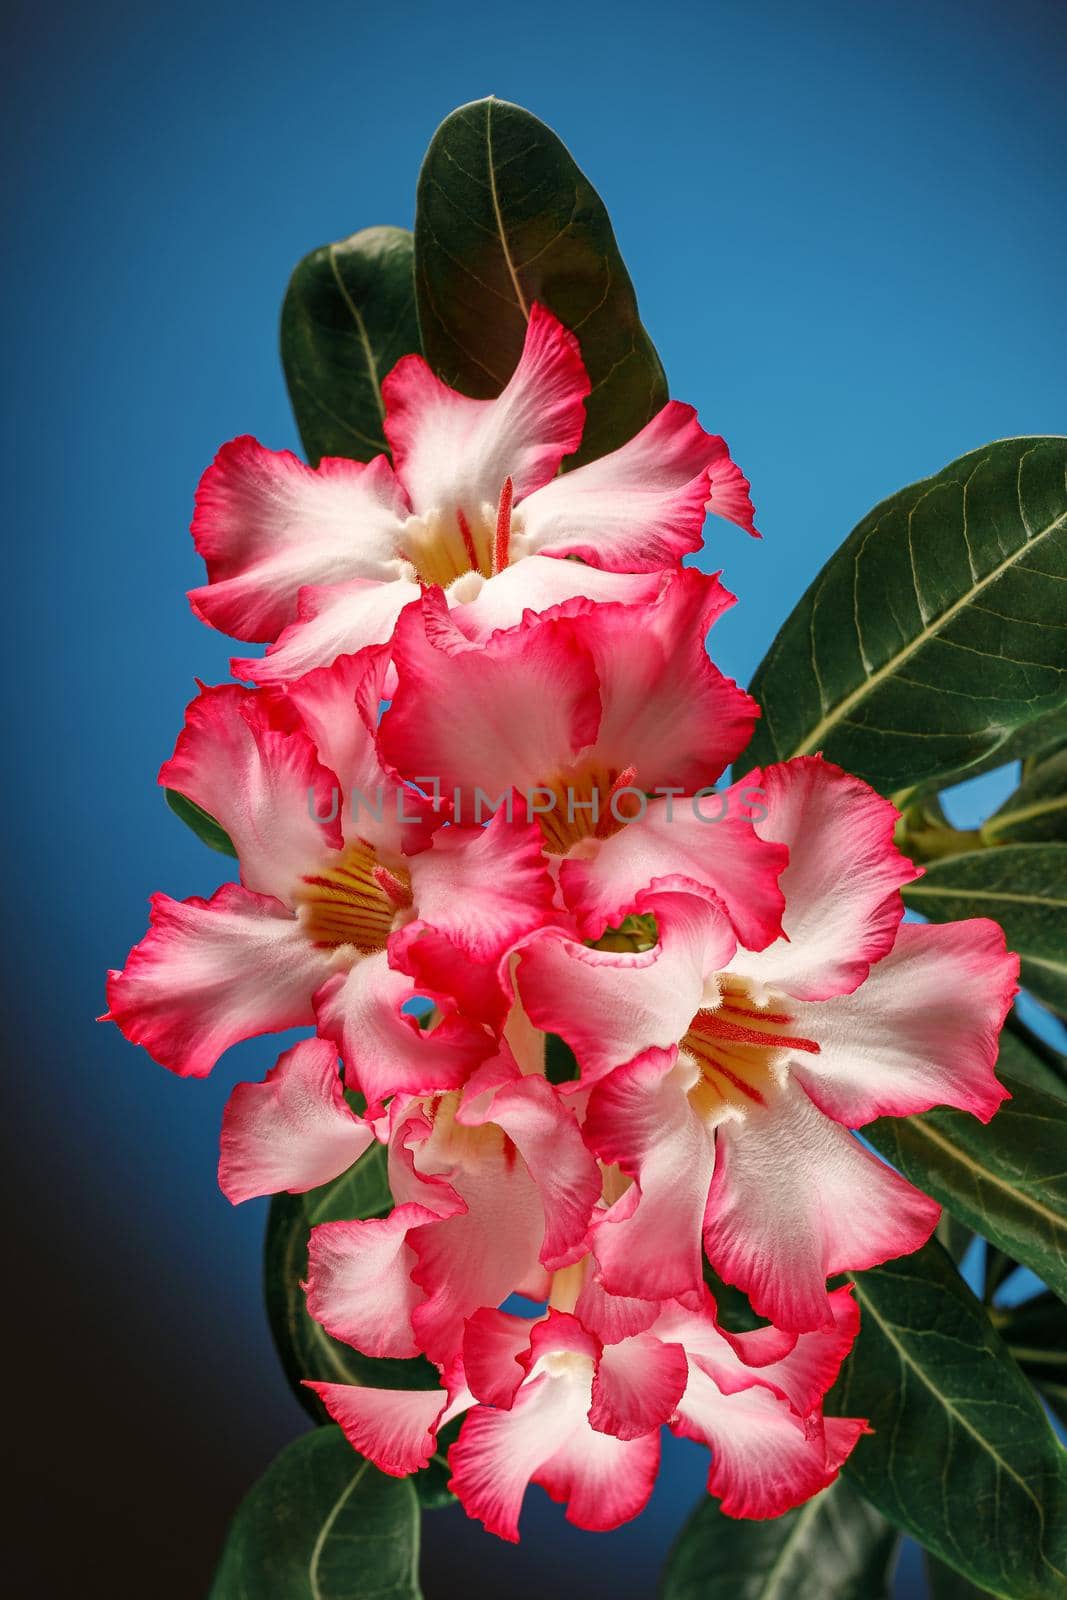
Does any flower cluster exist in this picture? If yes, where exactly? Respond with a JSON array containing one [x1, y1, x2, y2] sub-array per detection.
[[107, 307, 1018, 1540]]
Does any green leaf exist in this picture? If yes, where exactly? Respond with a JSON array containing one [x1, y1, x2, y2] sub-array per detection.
[[983, 748, 1067, 845], [829, 1240, 1067, 1599], [746, 437, 1067, 794], [902, 844, 1067, 1014], [282, 225, 421, 465], [661, 1474, 899, 1600], [264, 1144, 449, 1509], [209, 1426, 422, 1599], [414, 96, 667, 466], [865, 1072, 1067, 1305], [925, 1553, 997, 1598], [165, 789, 236, 857], [999, 1013, 1067, 1102], [993, 1290, 1067, 1429]]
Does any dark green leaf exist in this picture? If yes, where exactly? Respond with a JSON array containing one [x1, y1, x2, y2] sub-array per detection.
[[903, 844, 1067, 1014], [282, 225, 421, 465], [747, 437, 1067, 794], [829, 1240, 1067, 1598], [914, 703, 1067, 802], [926, 1552, 997, 1598], [415, 97, 667, 466], [983, 749, 1067, 845], [865, 1073, 1067, 1305], [165, 789, 236, 857], [209, 1426, 421, 1599], [993, 1291, 1067, 1428], [999, 1013, 1067, 1101], [661, 1474, 898, 1600]]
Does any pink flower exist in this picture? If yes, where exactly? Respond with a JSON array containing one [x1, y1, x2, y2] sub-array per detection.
[[187, 305, 757, 683], [105, 647, 556, 1112], [515, 757, 1019, 1332], [303, 1047, 601, 1366], [376, 568, 788, 962], [306, 1264, 867, 1541]]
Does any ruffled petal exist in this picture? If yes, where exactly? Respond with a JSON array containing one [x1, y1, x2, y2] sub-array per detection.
[[514, 402, 750, 569], [463, 1308, 538, 1409], [729, 757, 918, 1002], [584, 1050, 714, 1301], [188, 439, 409, 641], [307, 1383, 450, 1476], [449, 558, 666, 641], [314, 951, 491, 1116], [589, 1332, 688, 1440], [535, 1419, 661, 1533], [105, 884, 334, 1078], [233, 574, 419, 685], [560, 778, 787, 950], [158, 682, 342, 901], [516, 894, 736, 1085], [381, 588, 602, 804], [673, 1361, 867, 1519], [383, 304, 588, 515], [305, 1202, 454, 1360], [218, 1036, 373, 1203], [704, 1075, 940, 1331], [791, 919, 1016, 1125]]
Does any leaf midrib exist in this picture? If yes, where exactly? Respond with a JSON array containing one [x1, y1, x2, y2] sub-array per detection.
[[789, 457, 1067, 759], [899, 1115, 1067, 1239]]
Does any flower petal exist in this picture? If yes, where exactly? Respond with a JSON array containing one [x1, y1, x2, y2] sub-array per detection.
[[514, 401, 751, 569], [307, 1381, 451, 1476], [233, 575, 419, 685], [560, 778, 787, 950], [535, 1419, 661, 1533], [314, 951, 491, 1116], [584, 1049, 714, 1301], [305, 1202, 453, 1360], [218, 1036, 373, 1203], [105, 884, 333, 1078], [791, 919, 1016, 1126], [188, 439, 409, 641], [449, 558, 666, 641], [704, 1075, 940, 1331], [381, 588, 602, 804], [589, 1332, 688, 1440], [158, 682, 342, 901], [729, 757, 918, 1002], [383, 304, 588, 515]]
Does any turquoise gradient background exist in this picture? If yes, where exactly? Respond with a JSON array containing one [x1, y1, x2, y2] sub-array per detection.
[[6, 0, 1065, 1592]]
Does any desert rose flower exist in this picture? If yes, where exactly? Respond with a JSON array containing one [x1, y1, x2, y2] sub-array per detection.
[[105, 646, 556, 1112], [377, 570, 789, 1003], [514, 757, 1018, 1331], [188, 305, 757, 684], [307, 1266, 866, 1540], [303, 1046, 601, 1366]]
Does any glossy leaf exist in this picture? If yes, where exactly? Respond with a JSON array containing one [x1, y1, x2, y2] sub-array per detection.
[[865, 1073, 1067, 1306], [925, 1554, 997, 1598], [209, 1426, 421, 1599], [993, 1290, 1067, 1430], [908, 703, 1067, 805], [662, 1474, 898, 1600], [829, 1240, 1067, 1598], [902, 844, 1067, 1014], [747, 437, 1067, 794], [983, 748, 1067, 845], [998, 1014, 1067, 1102], [165, 789, 236, 857], [282, 225, 421, 465], [415, 96, 667, 466]]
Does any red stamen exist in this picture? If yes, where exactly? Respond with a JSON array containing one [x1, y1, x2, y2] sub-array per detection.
[[689, 1011, 820, 1055], [492, 476, 514, 576], [594, 765, 639, 838], [704, 1060, 767, 1106], [456, 507, 479, 573], [372, 863, 414, 910]]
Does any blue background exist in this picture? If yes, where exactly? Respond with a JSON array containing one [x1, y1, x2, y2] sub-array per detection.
[[6, 0, 1065, 1592]]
